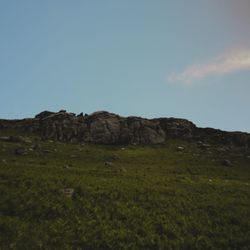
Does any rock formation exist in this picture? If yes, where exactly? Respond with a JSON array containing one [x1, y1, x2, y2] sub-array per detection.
[[0, 110, 249, 148]]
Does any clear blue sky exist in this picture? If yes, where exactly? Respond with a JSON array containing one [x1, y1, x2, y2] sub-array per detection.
[[1, 0, 250, 132]]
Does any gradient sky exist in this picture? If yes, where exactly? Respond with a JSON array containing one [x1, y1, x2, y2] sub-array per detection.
[[0, 0, 250, 132]]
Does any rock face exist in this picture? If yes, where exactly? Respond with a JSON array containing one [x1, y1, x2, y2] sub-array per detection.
[[36, 110, 167, 144], [0, 110, 250, 148]]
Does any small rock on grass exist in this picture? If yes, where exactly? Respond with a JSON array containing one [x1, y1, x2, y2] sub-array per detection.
[[14, 147, 27, 156], [222, 159, 233, 167], [176, 146, 185, 151], [104, 161, 114, 167], [1, 159, 7, 165], [63, 164, 71, 169], [42, 149, 51, 154], [61, 188, 74, 198]]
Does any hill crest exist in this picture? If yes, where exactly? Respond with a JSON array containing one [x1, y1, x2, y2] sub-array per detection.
[[0, 110, 249, 148]]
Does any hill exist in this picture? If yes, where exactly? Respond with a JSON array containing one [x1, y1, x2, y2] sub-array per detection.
[[0, 111, 249, 249]]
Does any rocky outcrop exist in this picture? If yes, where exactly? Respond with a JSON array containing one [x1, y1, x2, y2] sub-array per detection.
[[0, 110, 249, 148]]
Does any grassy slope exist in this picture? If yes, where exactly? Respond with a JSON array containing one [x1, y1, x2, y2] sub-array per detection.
[[0, 129, 250, 249]]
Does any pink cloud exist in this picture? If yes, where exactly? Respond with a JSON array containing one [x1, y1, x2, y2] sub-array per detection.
[[168, 49, 250, 84]]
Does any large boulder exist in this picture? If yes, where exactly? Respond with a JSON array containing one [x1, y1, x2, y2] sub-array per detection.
[[85, 111, 122, 144], [35, 111, 55, 119]]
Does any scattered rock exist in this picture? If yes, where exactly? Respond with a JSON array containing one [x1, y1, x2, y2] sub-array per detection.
[[193, 153, 199, 157], [1, 159, 7, 165], [104, 161, 113, 167], [177, 146, 185, 151], [22, 137, 32, 144], [119, 167, 127, 173], [0, 136, 11, 142], [199, 143, 211, 149], [42, 149, 51, 154], [63, 164, 71, 169], [222, 159, 233, 167], [0, 136, 28, 143], [217, 147, 227, 153], [14, 147, 27, 156], [61, 188, 74, 198]]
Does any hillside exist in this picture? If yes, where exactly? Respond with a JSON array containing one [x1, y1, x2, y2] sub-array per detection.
[[0, 111, 250, 249]]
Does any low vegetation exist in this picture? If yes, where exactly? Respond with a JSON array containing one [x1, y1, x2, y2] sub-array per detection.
[[0, 129, 250, 249]]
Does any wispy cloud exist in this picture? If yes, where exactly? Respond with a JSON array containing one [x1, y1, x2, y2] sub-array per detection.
[[168, 49, 250, 84]]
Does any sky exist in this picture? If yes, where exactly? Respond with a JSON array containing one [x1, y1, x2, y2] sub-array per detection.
[[0, 0, 250, 132]]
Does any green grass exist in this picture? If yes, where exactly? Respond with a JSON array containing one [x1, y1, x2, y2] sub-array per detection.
[[0, 129, 250, 249]]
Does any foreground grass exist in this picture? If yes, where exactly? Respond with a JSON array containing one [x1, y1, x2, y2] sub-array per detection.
[[0, 130, 250, 249]]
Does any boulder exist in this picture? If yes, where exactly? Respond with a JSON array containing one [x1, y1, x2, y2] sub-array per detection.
[[1, 159, 7, 165], [61, 188, 74, 198], [222, 159, 233, 167], [14, 147, 27, 156], [177, 146, 185, 151], [104, 161, 114, 167], [35, 111, 55, 119]]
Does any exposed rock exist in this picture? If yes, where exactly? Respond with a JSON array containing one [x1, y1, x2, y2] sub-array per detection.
[[104, 161, 114, 167], [0, 110, 250, 147], [14, 147, 27, 156], [61, 188, 74, 198], [200, 143, 211, 149], [0, 136, 26, 143], [119, 167, 127, 173], [35, 111, 55, 119], [77, 112, 84, 117], [217, 147, 228, 153], [222, 159, 233, 167], [177, 146, 185, 151], [42, 149, 51, 154], [0, 136, 11, 142], [1, 159, 7, 165]]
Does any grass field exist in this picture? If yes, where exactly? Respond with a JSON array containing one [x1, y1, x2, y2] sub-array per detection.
[[0, 130, 250, 249]]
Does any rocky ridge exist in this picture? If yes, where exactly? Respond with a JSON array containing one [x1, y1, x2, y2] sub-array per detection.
[[0, 110, 249, 148]]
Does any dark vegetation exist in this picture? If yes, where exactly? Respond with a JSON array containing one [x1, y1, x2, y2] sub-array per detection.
[[0, 128, 250, 249]]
